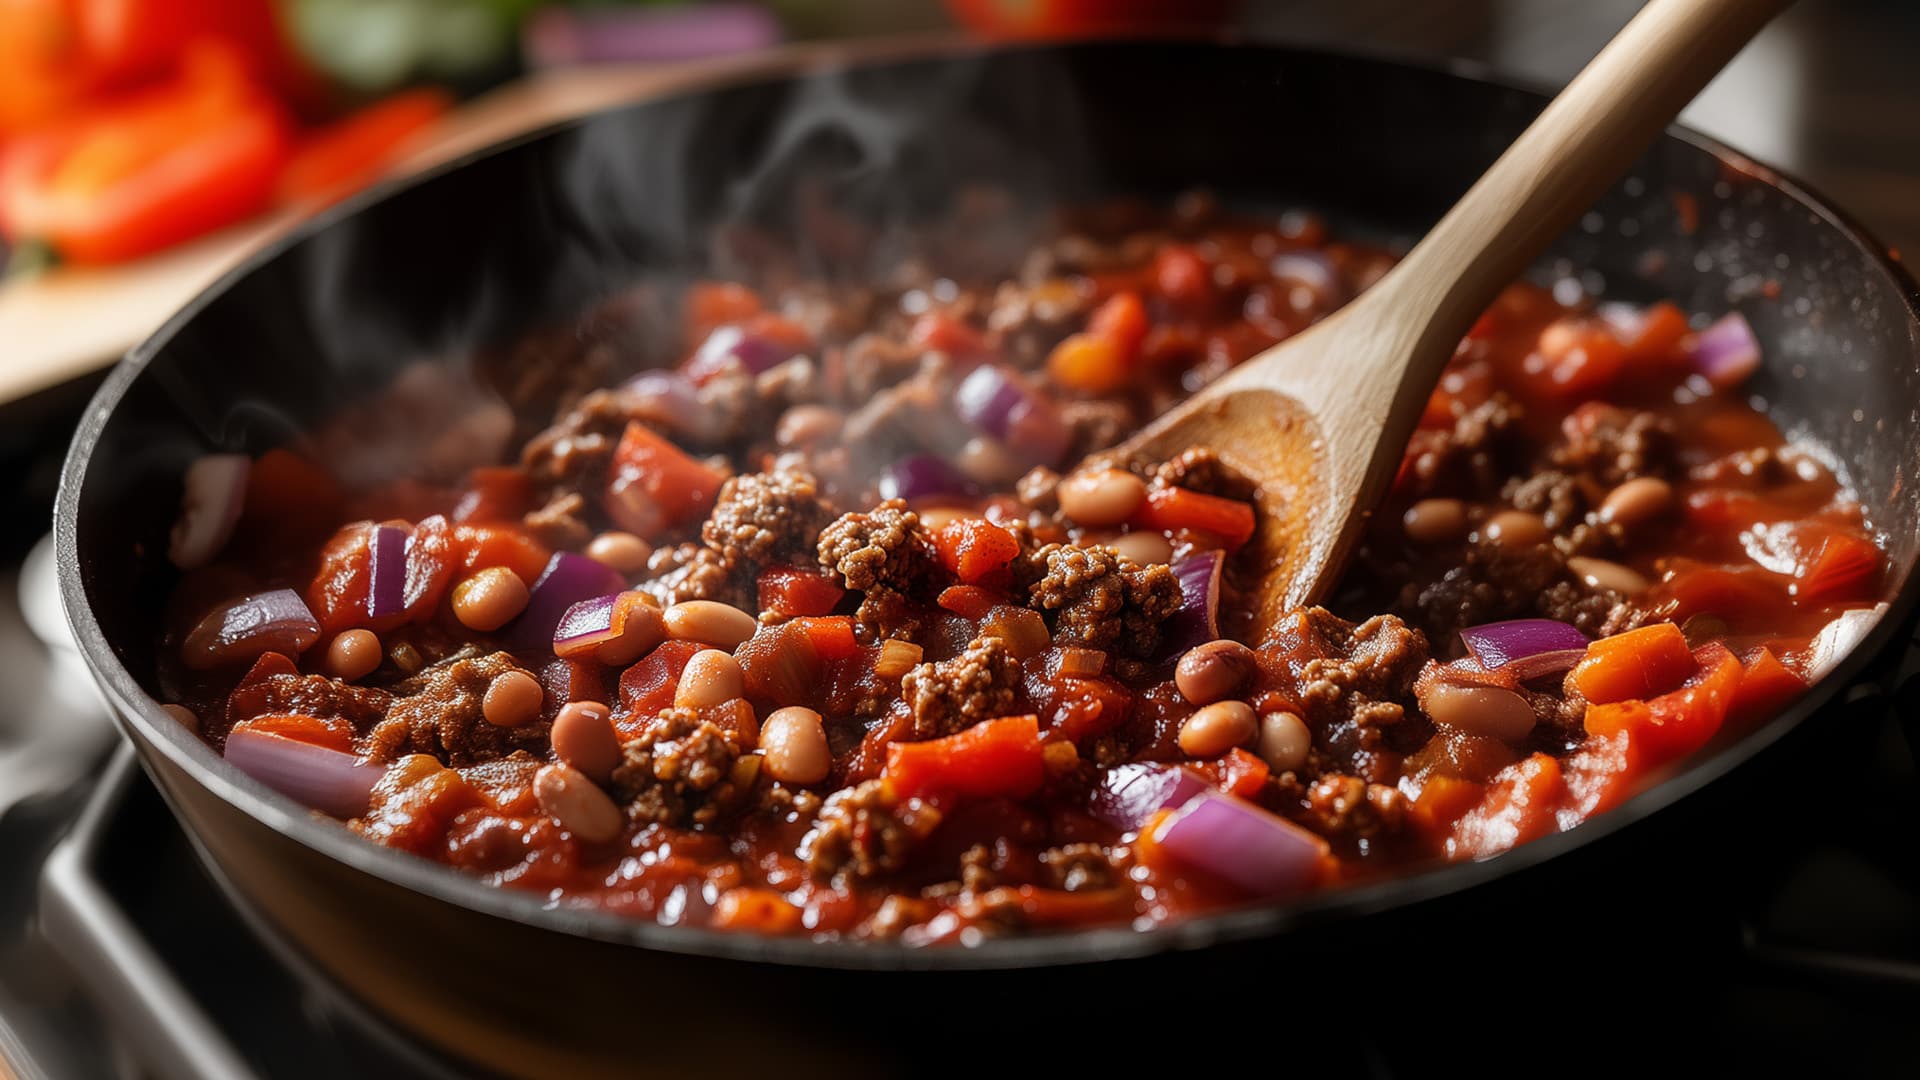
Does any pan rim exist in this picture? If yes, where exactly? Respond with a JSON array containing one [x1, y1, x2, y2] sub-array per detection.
[[53, 35, 1920, 973]]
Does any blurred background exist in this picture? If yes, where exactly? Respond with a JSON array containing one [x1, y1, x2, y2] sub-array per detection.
[[1, 0, 1916, 409]]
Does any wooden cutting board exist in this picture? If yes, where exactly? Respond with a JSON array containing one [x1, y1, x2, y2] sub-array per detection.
[[0, 63, 694, 404]]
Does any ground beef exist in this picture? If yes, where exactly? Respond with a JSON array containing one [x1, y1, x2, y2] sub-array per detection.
[[1551, 403, 1675, 486], [365, 652, 545, 765], [639, 543, 738, 607], [522, 491, 592, 550], [609, 707, 747, 827], [1152, 447, 1254, 501], [231, 671, 391, 737], [1501, 470, 1589, 533], [840, 331, 926, 403], [1290, 609, 1429, 731], [1538, 579, 1626, 637], [817, 500, 931, 638], [1015, 466, 1061, 514], [1039, 843, 1121, 892], [1397, 539, 1567, 641], [1300, 774, 1408, 844], [1061, 399, 1136, 461], [798, 779, 943, 883], [1402, 392, 1522, 498], [1026, 543, 1183, 657], [986, 278, 1088, 369], [518, 388, 638, 496], [701, 468, 830, 570], [901, 636, 1020, 738]]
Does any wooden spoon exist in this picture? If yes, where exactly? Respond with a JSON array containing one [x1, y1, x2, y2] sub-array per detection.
[[1114, 0, 1789, 629]]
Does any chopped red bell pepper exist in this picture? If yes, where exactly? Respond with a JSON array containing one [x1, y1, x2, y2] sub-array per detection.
[[882, 715, 1046, 802], [1568, 622, 1697, 705], [0, 42, 291, 265], [1730, 646, 1808, 726], [757, 566, 846, 618], [1447, 752, 1565, 860], [604, 421, 723, 537], [277, 87, 451, 206], [1134, 485, 1256, 549], [931, 518, 1020, 585]]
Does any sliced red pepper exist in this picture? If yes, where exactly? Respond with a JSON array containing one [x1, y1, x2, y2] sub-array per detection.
[[1134, 486, 1256, 549], [882, 715, 1046, 803], [276, 87, 450, 206], [0, 42, 291, 264], [1568, 622, 1696, 705]]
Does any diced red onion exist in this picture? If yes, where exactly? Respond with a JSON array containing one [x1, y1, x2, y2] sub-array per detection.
[[683, 324, 798, 383], [1270, 250, 1344, 304], [1163, 551, 1223, 655], [511, 552, 626, 649], [621, 370, 702, 426], [168, 454, 250, 570], [1459, 618, 1592, 680], [877, 455, 979, 502], [523, 2, 780, 68], [954, 365, 1070, 468], [552, 591, 655, 659], [1807, 602, 1886, 683], [1690, 312, 1761, 390], [1150, 789, 1329, 897], [224, 729, 382, 819], [365, 524, 409, 620], [1089, 763, 1210, 831], [182, 588, 322, 670]]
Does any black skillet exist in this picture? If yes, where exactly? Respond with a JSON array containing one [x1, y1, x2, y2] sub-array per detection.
[[54, 39, 1920, 1076]]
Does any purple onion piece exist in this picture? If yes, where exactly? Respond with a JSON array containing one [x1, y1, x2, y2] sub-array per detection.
[[1151, 789, 1329, 897], [877, 455, 980, 503], [225, 729, 382, 819], [168, 453, 251, 571], [366, 524, 409, 620], [523, 2, 780, 68], [1691, 312, 1761, 389], [1090, 763, 1211, 831], [1162, 551, 1224, 656], [554, 592, 624, 656], [1459, 618, 1591, 677], [182, 588, 322, 671], [955, 364, 1069, 468], [511, 552, 626, 649], [682, 324, 797, 383]]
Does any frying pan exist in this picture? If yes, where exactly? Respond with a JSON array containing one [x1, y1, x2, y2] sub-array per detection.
[[54, 39, 1920, 1076]]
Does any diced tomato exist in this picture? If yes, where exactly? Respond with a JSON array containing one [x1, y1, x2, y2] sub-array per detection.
[[1150, 247, 1214, 312], [615, 640, 705, 736], [1731, 646, 1808, 727], [452, 524, 552, 585], [1583, 642, 1742, 763], [1648, 563, 1790, 625], [276, 87, 450, 206], [1046, 332, 1129, 393], [1568, 622, 1697, 704], [937, 584, 1001, 619], [683, 282, 761, 344], [1618, 301, 1690, 365], [305, 522, 375, 634], [223, 649, 299, 729], [1197, 748, 1269, 801], [604, 422, 723, 537], [1794, 532, 1882, 605], [1447, 752, 1565, 860], [541, 657, 606, 721], [736, 622, 827, 706], [229, 712, 353, 753], [907, 311, 989, 358], [1409, 774, 1485, 843], [1525, 318, 1625, 399], [1558, 729, 1650, 822], [711, 888, 804, 934], [931, 518, 1020, 585], [1034, 674, 1132, 743], [789, 616, 860, 662], [1134, 486, 1256, 549], [399, 515, 458, 623], [701, 698, 761, 750], [882, 715, 1046, 803], [756, 566, 846, 618], [1087, 289, 1150, 356], [452, 466, 532, 525]]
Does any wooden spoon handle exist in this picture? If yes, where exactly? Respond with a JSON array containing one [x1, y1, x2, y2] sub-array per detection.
[[1356, 0, 1792, 388]]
